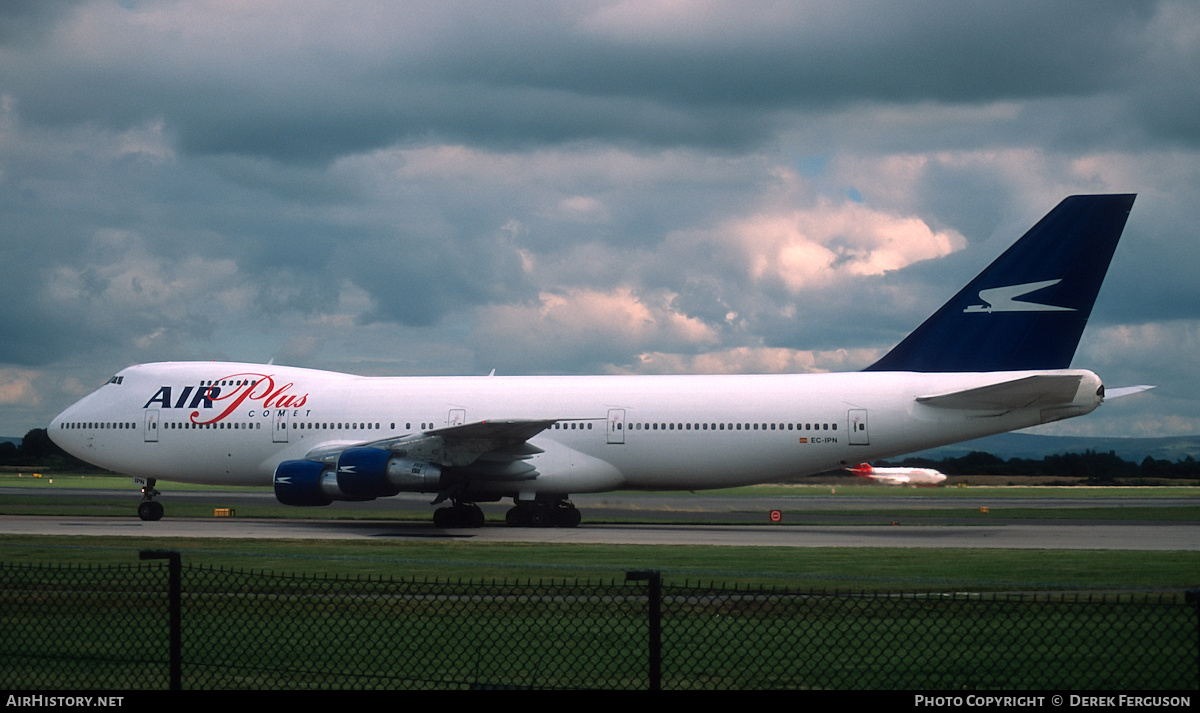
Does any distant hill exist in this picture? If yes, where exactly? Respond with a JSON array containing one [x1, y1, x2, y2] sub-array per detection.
[[0, 437, 20, 448], [909, 433, 1200, 464]]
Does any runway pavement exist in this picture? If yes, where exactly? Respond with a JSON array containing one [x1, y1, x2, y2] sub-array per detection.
[[1, 487, 1196, 549], [0, 515, 1195, 549]]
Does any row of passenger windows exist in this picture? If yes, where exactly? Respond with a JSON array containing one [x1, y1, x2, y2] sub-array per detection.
[[554, 421, 836, 432], [164, 422, 261, 430], [155, 421, 390, 431], [622, 422, 835, 432], [61, 418, 838, 434], [291, 422, 484, 431], [292, 422, 386, 430]]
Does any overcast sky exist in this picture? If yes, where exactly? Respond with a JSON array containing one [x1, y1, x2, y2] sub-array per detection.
[[2, 1, 1198, 442]]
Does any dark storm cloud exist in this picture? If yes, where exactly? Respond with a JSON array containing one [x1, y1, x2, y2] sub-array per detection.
[[454, 3, 1146, 107], [0, 0, 81, 43], [1, 1, 1183, 165]]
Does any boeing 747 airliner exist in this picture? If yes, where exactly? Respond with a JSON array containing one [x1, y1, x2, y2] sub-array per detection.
[[49, 194, 1143, 527]]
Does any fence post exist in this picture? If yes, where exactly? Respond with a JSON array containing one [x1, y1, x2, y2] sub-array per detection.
[[141, 550, 182, 690], [626, 569, 662, 691], [1187, 587, 1200, 690]]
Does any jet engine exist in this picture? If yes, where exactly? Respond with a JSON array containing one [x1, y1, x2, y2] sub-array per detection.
[[273, 448, 443, 506]]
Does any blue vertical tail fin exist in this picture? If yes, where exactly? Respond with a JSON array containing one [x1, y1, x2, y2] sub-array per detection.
[[865, 194, 1135, 373]]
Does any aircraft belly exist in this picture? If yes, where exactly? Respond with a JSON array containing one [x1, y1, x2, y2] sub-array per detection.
[[120, 435, 280, 487], [593, 437, 834, 489], [521, 441, 625, 494]]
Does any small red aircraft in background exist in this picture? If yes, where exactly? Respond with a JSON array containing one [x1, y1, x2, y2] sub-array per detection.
[[847, 462, 947, 486]]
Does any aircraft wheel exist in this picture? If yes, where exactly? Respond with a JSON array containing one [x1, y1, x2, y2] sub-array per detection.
[[137, 501, 163, 522], [526, 505, 550, 528], [506, 502, 579, 527], [505, 506, 527, 527], [433, 507, 451, 528], [435, 504, 485, 528], [557, 506, 581, 528], [466, 504, 485, 528]]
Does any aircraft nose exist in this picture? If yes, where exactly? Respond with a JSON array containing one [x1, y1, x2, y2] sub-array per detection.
[[47, 408, 71, 449], [46, 400, 87, 453]]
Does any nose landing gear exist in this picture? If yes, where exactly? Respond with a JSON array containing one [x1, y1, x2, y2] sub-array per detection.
[[136, 478, 164, 521]]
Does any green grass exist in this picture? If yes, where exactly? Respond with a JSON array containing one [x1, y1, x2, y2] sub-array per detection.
[[0, 471, 232, 490], [2, 556, 1193, 690], [752, 482, 1200, 498], [771, 506, 1200, 523], [1, 535, 1197, 592]]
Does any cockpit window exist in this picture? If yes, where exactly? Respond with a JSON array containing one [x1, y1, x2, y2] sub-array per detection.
[[106, 376, 124, 385]]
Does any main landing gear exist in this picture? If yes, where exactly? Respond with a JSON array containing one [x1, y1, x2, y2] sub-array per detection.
[[505, 496, 581, 528], [430, 495, 582, 528], [432, 501, 485, 528], [137, 478, 164, 521]]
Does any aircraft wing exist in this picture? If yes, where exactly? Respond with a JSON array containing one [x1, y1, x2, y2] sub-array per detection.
[[426, 419, 557, 448], [275, 418, 560, 509], [915, 374, 1084, 411], [303, 418, 555, 474]]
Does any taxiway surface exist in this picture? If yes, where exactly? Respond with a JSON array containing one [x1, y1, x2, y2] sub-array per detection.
[[1, 487, 1196, 550]]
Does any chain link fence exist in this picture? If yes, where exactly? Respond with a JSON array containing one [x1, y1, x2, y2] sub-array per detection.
[[2, 556, 1196, 690]]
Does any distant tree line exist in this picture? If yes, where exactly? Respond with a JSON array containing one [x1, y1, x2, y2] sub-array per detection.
[[879, 450, 1200, 483], [0, 428, 106, 472]]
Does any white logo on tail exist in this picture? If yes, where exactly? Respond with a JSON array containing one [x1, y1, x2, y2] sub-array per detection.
[[963, 279, 1074, 313]]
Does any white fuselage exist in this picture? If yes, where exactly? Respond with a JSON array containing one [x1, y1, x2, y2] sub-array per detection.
[[48, 361, 1103, 498]]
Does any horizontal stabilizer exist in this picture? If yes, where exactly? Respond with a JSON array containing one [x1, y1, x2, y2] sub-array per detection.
[[1104, 385, 1155, 400], [916, 374, 1083, 411]]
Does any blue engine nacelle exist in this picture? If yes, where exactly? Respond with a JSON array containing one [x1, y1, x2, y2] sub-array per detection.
[[273, 448, 444, 506], [336, 447, 396, 499], [273, 459, 337, 506]]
